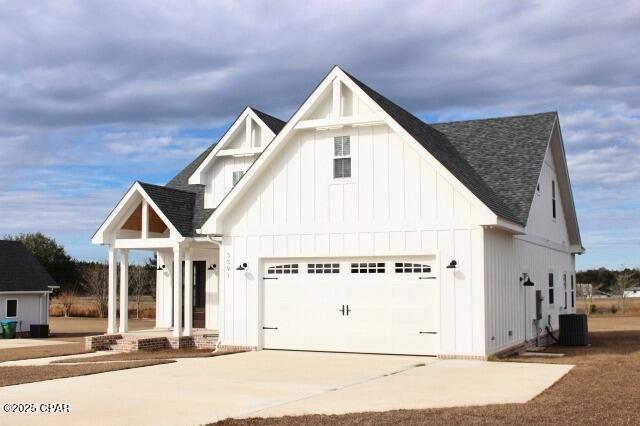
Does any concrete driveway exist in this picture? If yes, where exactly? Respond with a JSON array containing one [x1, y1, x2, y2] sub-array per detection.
[[0, 351, 572, 425]]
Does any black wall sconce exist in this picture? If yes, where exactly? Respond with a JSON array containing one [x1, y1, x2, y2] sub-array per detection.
[[156, 264, 166, 271], [520, 273, 535, 286], [446, 260, 457, 269], [236, 262, 248, 271], [208, 264, 217, 271]]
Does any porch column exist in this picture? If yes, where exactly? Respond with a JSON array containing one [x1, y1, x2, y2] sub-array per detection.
[[173, 244, 182, 337], [119, 249, 129, 333], [184, 247, 193, 336], [107, 246, 117, 334]]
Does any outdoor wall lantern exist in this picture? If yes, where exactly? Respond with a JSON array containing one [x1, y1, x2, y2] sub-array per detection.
[[208, 264, 217, 271], [156, 264, 166, 271], [446, 260, 457, 269], [236, 262, 248, 271], [520, 273, 535, 286]]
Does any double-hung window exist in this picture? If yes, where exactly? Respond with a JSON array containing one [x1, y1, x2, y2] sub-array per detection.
[[333, 136, 351, 179], [232, 171, 244, 186], [548, 272, 555, 305]]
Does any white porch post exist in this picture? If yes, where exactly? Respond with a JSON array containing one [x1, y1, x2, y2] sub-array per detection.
[[141, 200, 149, 239], [107, 246, 117, 334], [184, 247, 193, 336], [173, 244, 182, 337], [119, 249, 129, 333]]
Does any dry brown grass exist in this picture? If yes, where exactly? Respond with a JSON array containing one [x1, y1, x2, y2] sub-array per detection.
[[48, 316, 155, 342], [577, 297, 640, 316], [0, 360, 173, 387], [52, 348, 244, 363], [215, 317, 640, 426], [0, 342, 88, 363]]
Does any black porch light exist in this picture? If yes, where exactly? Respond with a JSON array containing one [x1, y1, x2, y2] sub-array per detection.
[[156, 264, 165, 271], [520, 273, 535, 286], [208, 264, 217, 271], [446, 260, 457, 269], [236, 262, 248, 271]]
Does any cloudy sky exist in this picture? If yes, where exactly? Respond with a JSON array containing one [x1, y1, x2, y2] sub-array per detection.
[[0, 1, 638, 269]]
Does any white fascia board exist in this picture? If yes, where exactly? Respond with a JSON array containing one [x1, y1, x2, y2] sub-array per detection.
[[113, 237, 179, 249], [188, 107, 277, 185], [91, 182, 182, 244], [202, 66, 501, 233], [491, 218, 526, 234], [217, 147, 264, 157], [294, 115, 384, 130]]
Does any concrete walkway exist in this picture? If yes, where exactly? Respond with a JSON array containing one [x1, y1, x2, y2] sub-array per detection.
[[0, 338, 72, 349], [0, 351, 572, 426]]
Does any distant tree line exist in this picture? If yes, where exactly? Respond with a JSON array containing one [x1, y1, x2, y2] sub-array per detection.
[[577, 267, 640, 293], [4, 232, 156, 318]]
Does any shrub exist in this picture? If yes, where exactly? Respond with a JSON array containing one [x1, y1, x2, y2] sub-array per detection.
[[611, 304, 618, 314], [590, 304, 598, 314]]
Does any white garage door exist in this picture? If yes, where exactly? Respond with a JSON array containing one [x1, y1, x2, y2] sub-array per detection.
[[262, 257, 439, 355]]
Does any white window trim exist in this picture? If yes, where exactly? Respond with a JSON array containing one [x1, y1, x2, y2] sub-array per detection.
[[333, 135, 353, 180], [5, 299, 18, 318]]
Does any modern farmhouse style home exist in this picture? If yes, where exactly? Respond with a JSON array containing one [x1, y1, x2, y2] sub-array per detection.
[[92, 66, 583, 358]]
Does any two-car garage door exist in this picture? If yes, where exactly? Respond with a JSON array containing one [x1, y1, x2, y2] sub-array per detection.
[[262, 257, 439, 355]]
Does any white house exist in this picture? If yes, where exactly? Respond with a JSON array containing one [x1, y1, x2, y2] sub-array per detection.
[[0, 240, 57, 335], [92, 66, 583, 358]]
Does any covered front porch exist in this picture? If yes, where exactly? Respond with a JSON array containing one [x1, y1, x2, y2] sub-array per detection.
[[92, 182, 221, 340]]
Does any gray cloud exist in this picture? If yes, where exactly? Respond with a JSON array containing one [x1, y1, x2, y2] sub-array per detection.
[[0, 0, 638, 265]]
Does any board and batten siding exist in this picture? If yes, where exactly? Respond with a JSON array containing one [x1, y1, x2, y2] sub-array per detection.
[[218, 123, 488, 356], [484, 229, 575, 354]]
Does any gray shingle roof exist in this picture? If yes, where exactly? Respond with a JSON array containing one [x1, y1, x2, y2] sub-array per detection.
[[345, 71, 525, 225], [252, 108, 286, 134], [138, 182, 197, 237], [432, 112, 557, 225], [0, 240, 57, 292]]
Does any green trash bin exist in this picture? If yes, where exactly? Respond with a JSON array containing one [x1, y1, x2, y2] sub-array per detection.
[[1, 321, 17, 339]]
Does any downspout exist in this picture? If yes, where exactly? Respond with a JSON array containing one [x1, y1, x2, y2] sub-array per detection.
[[206, 234, 224, 350]]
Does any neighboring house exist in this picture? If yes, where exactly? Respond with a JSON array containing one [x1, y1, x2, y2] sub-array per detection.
[[92, 66, 583, 358], [0, 240, 58, 334], [623, 288, 640, 298]]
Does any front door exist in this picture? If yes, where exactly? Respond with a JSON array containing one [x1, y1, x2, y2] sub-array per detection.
[[182, 261, 207, 329], [192, 261, 206, 328]]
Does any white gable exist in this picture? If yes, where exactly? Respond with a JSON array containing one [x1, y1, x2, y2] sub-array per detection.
[[201, 66, 502, 234]]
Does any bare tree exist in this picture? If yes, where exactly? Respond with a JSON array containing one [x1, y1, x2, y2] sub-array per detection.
[[58, 290, 76, 317], [612, 271, 638, 315], [80, 262, 109, 318], [129, 264, 154, 319]]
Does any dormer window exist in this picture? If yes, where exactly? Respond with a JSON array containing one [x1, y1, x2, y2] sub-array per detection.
[[333, 136, 351, 179], [232, 171, 244, 186]]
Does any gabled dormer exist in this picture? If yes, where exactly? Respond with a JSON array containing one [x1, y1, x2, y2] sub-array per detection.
[[188, 107, 285, 209]]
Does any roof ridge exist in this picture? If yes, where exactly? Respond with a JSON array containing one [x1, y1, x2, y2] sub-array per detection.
[[138, 181, 197, 195], [432, 111, 557, 126]]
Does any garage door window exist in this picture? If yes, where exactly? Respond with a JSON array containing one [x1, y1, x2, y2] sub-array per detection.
[[351, 262, 385, 273], [267, 264, 299, 274], [6, 299, 17, 317], [395, 262, 431, 273], [308, 263, 340, 274]]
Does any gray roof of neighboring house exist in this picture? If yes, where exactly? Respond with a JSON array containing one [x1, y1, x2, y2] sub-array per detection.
[[0, 240, 57, 292], [345, 71, 555, 226], [156, 108, 285, 236]]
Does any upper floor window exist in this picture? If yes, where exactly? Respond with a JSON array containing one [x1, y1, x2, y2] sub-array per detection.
[[551, 180, 556, 219], [536, 182, 540, 194], [333, 136, 351, 179], [548, 272, 555, 305], [232, 171, 244, 186]]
